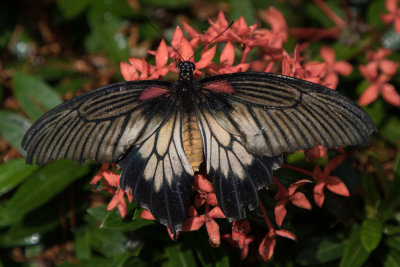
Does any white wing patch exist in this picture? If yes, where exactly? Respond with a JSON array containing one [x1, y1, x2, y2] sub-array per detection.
[[119, 111, 194, 235]]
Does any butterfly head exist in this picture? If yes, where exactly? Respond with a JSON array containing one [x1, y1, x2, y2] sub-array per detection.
[[177, 61, 195, 81]]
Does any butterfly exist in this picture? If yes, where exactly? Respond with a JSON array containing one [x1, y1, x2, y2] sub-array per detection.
[[22, 60, 375, 236]]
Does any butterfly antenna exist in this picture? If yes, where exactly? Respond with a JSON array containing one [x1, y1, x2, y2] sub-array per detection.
[[188, 21, 233, 62], [144, 16, 185, 62]]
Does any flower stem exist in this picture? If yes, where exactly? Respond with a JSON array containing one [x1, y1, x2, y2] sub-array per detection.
[[259, 201, 273, 230], [313, 0, 346, 28], [283, 164, 313, 176]]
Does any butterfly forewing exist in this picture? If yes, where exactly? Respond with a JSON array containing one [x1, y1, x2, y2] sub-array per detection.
[[200, 72, 376, 158], [22, 81, 172, 165]]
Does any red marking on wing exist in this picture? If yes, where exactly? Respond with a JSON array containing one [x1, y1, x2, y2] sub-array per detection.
[[203, 80, 235, 94], [139, 86, 169, 101]]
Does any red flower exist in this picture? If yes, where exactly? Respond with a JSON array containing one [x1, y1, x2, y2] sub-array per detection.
[[381, 0, 400, 33], [281, 45, 327, 85], [90, 164, 132, 218], [320, 46, 353, 89], [312, 154, 350, 207], [359, 49, 399, 106], [305, 144, 328, 161], [259, 229, 296, 261], [274, 178, 312, 226], [183, 205, 226, 247], [223, 220, 254, 259], [207, 41, 250, 74]]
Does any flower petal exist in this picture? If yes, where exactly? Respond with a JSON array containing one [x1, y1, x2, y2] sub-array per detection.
[[208, 206, 226, 219], [183, 216, 205, 231], [259, 234, 276, 261], [120, 61, 138, 81], [326, 176, 350, 196], [195, 45, 216, 69], [194, 174, 213, 192], [385, 0, 398, 13], [275, 229, 297, 240], [140, 209, 156, 220], [320, 46, 335, 65], [291, 192, 312, 210], [313, 182, 326, 207], [220, 41, 235, 66], [359, 83, 380, 106], [381, 83, 400, 106], [107, 188, 125, 211], [274, 199, 288, 227], [324, 72, 339, 89], [206, 219, 221, 247], [155, 39, 169, 69], [333, 61, 353, 76], [379, 59, 398, 76]]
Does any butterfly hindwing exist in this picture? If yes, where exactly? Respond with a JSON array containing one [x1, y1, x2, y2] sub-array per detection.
[[118, 110, 194, 235], [200, 72, 376, 158], [22, 80, 172, 165], [197, 109, 283, 220]]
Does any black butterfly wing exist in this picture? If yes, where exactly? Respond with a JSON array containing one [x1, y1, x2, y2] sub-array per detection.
[[22, 80, 172, 165], [197, 108, 283, 220], [199, 72, 376, 158], [118, 109, 194, 235]]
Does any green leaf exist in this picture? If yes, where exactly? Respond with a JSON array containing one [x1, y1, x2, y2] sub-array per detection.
[[0, 111, 32, 155], [74, 228, 92, 260], [85, 11, 129, 64], [388, 152, 400, 206], [165, 244, 197, 267], [12, 72, 63, 120], [0, 159, 38, 196], [340, 228, 369, 267], [382, 116, 400, 145], [370, 154, 390, 196], [386, 235, 400, 252], [0, 160, 90, 226], [140, 0, 190, 9], [315, 239, 345, 263], [87, 205, 108, 220], [182, 231, 229, 267], [230, 0, 255, 24], [366, 0, 386, 29], [361, 172, 381, 216], [57, 0, 90, 19], [90, 229, 127, 258], [361, 219, 383, 253], [383, 250, 400, 267], [101, 209, 154, 231]]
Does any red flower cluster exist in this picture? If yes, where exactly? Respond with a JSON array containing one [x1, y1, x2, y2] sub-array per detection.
[[89, 6, 368, 262], [381, 0, 400, 33], [359, 48, 400, 106]]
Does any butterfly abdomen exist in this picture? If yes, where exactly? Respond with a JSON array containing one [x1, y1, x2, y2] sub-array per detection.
[[182, 115, 203, 172]]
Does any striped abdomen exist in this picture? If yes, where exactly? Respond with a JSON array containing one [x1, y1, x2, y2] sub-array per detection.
[[183, 115, 203, 172]]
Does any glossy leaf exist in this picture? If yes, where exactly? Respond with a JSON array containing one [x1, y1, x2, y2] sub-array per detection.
[[165, 244, 197, 267], [0, 159, 37, 196], [361, 219, 383, 253], [0, 111, 31, 155], [383, 250, 400, 267], [57, 0, 91, 19], [340, 228, 369, 267], [12, 72, 63, 120], [100, 209, 154, 231], [0, 160, 90, 226]]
